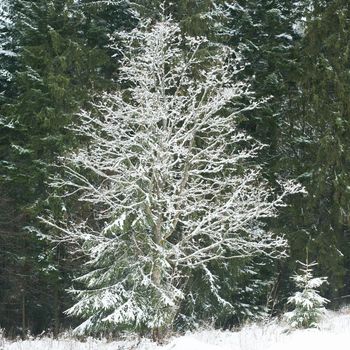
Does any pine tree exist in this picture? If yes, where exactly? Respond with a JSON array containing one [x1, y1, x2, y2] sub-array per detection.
[[285, 259, 328, 328]]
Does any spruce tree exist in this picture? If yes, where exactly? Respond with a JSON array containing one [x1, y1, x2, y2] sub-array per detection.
[[134, 0, 218, 36], [180, 256, 275, 328], [211, 0, 308, 316], [279, 0, 350, 302], [0, 0, 135, 335], [285, 259, 328, 328], [0, 0, 15, 91], [217, 1, 305, 146]]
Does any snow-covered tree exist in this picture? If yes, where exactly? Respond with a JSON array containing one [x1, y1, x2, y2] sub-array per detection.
[[0, 0, 15, 87], [42, 18, 302, 336], [285, 259, 328, 329]]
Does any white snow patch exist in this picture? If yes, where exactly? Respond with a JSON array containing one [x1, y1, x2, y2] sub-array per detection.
[[275, 33, 293, 41], [165, 336, 223, 350], [2, 309, 350, 350]]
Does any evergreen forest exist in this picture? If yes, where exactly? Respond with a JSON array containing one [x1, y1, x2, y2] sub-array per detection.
[[1, 0, 350, 340]]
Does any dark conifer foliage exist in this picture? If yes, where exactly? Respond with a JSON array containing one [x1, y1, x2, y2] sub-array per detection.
[[220, 1, 305, 149], [1, 0, 350, 336], [199, 0, 308, 316], [0, 0, 135, 335], [0, 0, 15, 95], [279, 0, 350, 303]]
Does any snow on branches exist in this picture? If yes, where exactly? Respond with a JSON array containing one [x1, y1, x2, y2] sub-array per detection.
[[0, 0, 15, 83], [42, 18, 303, 334], [285, 260, 329, 329]]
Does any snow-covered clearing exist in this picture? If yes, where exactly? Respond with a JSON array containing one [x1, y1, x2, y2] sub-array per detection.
[[2, 309, 350, 350]]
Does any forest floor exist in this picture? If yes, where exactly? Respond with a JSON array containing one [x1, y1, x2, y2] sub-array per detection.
[[2, 308, 350, 350]]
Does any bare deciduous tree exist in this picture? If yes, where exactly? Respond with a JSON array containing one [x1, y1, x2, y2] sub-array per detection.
[[42, 18, 302, 336]]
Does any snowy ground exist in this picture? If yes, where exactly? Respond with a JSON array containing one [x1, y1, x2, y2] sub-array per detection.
[[2, 309, 350, 350]]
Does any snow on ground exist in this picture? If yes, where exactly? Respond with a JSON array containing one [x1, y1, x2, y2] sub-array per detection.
[[2, 309, 350, 350]]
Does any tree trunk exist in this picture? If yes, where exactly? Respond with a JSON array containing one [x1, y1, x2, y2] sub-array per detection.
[[53, 247, 61, 337], [152, 215, 163, 342], [22, 293, 26, 339]]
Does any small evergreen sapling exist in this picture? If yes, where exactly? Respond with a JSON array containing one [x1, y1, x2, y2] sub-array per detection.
[[285, 260, 328, 328]]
